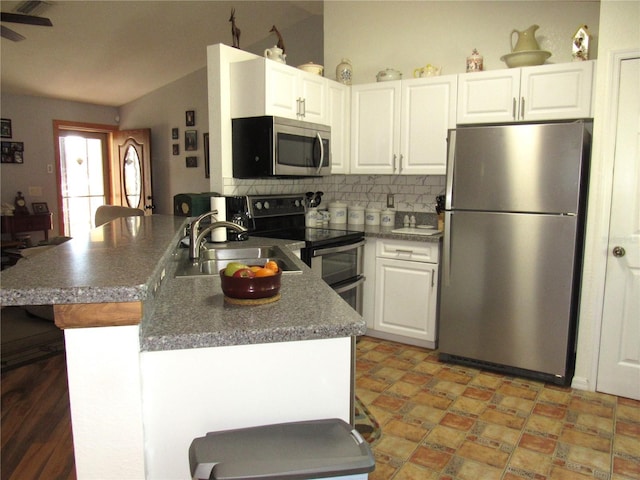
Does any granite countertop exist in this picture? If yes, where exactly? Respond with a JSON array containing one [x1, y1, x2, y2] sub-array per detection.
[[142, 251, 364, 351], [0, 215, 186, 306], [0, 214, 366, 352], [356, 224, 442, 242]]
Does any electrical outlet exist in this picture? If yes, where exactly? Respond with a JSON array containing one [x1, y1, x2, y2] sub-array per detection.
[[387, 194, 395, 208]]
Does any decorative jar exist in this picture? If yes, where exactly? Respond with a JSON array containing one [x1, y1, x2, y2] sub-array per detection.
[[466, 49, 483, 72], [335, 58, 353, 85]]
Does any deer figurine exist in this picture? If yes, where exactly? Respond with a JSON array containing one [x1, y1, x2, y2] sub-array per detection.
[[270, 25, 285, 54], [229, 8, 241, 49]]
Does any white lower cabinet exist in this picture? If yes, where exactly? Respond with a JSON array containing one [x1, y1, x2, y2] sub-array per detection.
[[363, 238, 439, 348]]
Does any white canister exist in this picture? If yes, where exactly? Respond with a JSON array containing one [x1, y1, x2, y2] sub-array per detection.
[[305, 207, 319, 227], [328, 201, 347, 224], [381, 208, 396, 227], [318, 209, 330, 226], [348, 204, 365, 225], [365, 208, 381, 226]]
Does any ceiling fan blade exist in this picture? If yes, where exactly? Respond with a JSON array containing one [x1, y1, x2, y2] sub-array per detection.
[[1, 25, 25, 41], [1, 12, 52, 27]]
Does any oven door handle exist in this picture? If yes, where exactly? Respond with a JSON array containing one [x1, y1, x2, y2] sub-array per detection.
[[333, 275, 366, 294], [311, 239, 365, 257]]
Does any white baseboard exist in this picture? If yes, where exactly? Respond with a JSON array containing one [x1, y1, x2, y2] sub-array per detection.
[[571, 376, 592, 392]]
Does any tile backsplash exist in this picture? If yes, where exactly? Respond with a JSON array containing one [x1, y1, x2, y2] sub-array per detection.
[[223, 174, 446, 213]]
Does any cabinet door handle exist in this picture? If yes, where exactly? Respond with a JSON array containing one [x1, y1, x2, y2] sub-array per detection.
[[395, 249, 413, 255], [392, 154, 397, 172], [512, 97, 517, 120], [520, 97, 525, 119], [398, 154, 403, 174], [301, 97, 306, 117]]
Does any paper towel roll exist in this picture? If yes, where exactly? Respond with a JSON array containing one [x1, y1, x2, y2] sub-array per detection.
[[211, 196, 227, 242]]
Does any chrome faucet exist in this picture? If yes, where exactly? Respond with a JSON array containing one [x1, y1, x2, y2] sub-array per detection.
[[189, 211, 248, 260]]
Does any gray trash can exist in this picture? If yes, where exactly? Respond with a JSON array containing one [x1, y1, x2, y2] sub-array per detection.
[[189, 418, 375, 480]]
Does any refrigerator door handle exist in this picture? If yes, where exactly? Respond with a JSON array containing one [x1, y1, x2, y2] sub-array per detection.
[[445, 130, 456, 210], [443, 211, 453, 286]]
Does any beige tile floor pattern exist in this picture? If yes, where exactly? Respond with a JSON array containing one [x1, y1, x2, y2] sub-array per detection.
[[355, 336, 640, 480]]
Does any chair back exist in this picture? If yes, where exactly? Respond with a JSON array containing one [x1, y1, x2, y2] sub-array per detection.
[[95, 205, 144, 227]]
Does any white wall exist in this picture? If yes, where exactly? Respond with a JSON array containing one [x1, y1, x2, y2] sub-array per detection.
[[118, 15, 324, 215], [118, 69, 211, 215], [0, 94, 118, 240], [574, 0, 640, 390], [324, 1, 600, 84]]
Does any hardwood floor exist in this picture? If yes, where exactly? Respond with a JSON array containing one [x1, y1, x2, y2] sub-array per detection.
[[1, 353, 75, 480]]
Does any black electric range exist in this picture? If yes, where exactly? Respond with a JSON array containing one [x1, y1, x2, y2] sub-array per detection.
[[237, 194, 364, 249]]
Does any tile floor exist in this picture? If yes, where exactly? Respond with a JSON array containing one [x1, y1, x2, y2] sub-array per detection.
[[355, 336, 640, 480]]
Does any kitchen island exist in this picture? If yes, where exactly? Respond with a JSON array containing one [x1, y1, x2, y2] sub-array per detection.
[[0, 214, 366, 479]]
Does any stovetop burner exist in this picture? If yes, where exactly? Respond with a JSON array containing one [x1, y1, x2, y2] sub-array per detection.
[[242, 194, 364, 248]]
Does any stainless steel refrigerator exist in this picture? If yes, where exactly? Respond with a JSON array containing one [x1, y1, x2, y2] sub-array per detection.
[[438, 120, 591, 385]]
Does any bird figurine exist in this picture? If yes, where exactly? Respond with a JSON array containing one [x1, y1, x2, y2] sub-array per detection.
[[270, 25, 285, 54], [229, 8, 241, 49]]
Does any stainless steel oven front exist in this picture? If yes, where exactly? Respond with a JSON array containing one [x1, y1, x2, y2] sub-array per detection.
[[304, 239, 366, 315]]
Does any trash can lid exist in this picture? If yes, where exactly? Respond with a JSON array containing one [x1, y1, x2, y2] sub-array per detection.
[[189, 418, 375, 480]]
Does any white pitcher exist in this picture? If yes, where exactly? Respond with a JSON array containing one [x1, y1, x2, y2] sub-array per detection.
[[511, 25, 541, 52]]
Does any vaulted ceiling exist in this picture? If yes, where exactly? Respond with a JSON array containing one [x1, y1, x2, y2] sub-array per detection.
[[0, 1, 322, 107]]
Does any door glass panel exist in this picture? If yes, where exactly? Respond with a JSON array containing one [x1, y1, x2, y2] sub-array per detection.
[[59, 134, 107, 237], [123, 144, 141, 208]]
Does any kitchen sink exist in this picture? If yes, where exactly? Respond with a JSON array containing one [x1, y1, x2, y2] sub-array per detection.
[[174, 245, 303, 277]]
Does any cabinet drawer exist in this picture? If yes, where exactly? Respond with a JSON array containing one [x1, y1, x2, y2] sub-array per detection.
[[376, 239, 439, 263]]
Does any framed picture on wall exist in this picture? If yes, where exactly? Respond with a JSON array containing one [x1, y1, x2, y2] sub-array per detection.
[[1, 141, 23, 163], [1, 119, 11, 138], [185, 130, 197, 151], [172, 127, 179, 140], [186, 110, 195, 126], [204, 133, 210, 178], [172, 144, 179, 155], [186, 156, 198, 168]]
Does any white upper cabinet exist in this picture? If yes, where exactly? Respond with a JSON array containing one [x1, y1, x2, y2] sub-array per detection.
[[328, 82, 351, 174], [230, 58, 328, 124], [351, 75, 456, 175], [350, 81, 401, 175], [401, 76, 457, 175], [520, 61, 595, 121], [457, 60, 595, 124]]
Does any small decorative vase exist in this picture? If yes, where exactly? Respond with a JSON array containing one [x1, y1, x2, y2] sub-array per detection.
[[336, 58, 353, 85]]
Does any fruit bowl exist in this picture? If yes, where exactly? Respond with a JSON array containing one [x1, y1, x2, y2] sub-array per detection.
[[219, 268, 282, 299]]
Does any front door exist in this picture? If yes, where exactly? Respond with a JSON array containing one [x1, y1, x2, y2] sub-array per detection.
[[596, 55, 640, 400], [111, 129, 154, 214]]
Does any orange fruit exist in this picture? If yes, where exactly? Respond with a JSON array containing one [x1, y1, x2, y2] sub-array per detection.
[[264, 260, 279, 272], [254, 267, 275, 277], [249, 266, 262, 273]]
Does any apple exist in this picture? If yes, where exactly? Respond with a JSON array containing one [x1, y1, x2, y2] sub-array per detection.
[[224, 262, 248, 277], [233, 268, 255, 278]]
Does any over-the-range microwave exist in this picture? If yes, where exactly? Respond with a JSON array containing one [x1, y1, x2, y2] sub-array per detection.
[[232, 116, 331, 178]]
